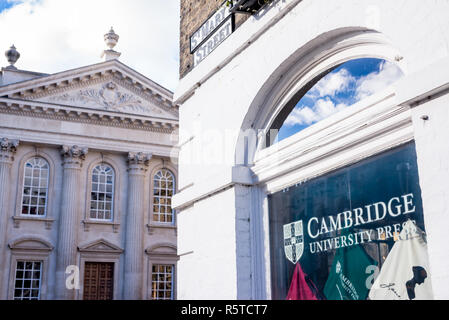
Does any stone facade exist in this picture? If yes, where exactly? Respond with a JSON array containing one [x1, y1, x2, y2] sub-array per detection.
[[0, 37, 179, 299], [179, 0, 249, 78]]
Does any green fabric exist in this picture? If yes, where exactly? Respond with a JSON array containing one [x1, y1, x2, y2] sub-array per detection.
[[324, 233, 377, 300]]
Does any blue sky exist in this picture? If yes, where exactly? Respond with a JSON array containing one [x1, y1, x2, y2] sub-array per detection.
[[0, 0, 15, 12], [277, 58, 404, 142]]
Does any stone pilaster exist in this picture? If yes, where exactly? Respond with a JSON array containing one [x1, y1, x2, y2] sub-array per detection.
[[123, 152, 151, 300], [0, 138, 19, 299], [55, 145, 88, 300]]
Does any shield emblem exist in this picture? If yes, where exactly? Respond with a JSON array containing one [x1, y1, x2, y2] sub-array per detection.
[[284, 220, 304, 264]]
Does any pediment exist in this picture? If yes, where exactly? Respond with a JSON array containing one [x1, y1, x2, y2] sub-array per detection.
[[9, 237, 54, 252], [34, 80, 177, 119], [78, 239, 123, 254], [145, 243, 177, 256], [0, 60, 178, 120]]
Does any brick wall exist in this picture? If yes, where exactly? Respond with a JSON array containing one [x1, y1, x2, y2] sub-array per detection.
[[179, 0, 248, 79]]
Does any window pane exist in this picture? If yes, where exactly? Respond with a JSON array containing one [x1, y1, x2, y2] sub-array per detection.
[[152, 170, 175, 224], [14, 261, 42, 300], [151, 264, 174, 300], [21, 158, 49, 217], [90, 164, 114, 221]]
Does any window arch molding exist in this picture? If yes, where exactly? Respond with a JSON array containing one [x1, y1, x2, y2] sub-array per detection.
[[14, 151, 56, 226], [83, 156, 121, 232], [235, 28, 407, 166], [149, 163, 177, 227]]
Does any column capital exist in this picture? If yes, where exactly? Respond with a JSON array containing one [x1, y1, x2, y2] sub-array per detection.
[[0, 138, 19, 164], [61, 145, 88, 168], [127, 152, 152, 170]]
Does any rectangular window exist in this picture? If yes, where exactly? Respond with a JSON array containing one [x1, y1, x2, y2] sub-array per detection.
[[14, 261, 42, 300], [151, 264, 174, 300], [268, 142, 433, 300]]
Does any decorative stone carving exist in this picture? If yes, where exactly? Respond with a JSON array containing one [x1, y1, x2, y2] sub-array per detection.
[[0, 137, 19, 152], [102, 27, 121, 61], [104, 28, 119, 50], [4, 45, 20, 69], [48, 82, 163, 115], [61, 145, 88, 167], [127, 152, 152, 167], [0, 138, 19, 163]]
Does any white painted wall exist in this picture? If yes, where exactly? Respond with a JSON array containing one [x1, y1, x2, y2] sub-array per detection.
[[175, 0, 449, 299], [177, 187, 238, 300], [411, 94, 449, 300]]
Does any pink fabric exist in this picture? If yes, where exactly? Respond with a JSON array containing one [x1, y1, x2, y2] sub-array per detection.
[[286, 263, 318, 300]]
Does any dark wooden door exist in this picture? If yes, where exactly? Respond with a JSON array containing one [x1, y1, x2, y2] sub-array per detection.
[[83, 262, 114, 300]]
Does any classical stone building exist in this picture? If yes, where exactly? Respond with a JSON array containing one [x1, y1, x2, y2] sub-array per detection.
[[0, 29, 179, 300], [174, 0, 449, 300]]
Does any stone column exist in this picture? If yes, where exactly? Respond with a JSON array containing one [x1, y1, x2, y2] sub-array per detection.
[[0, 138, 19, 299], [55, 145, 88, 300], [124, 152, 151, 300]]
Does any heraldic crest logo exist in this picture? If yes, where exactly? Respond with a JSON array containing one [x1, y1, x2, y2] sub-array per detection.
[[283, 220, 304, 264]]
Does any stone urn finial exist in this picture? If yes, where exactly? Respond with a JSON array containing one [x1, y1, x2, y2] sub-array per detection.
[[104, 27, 119, 50], [101, 27, 121, 61], [5, 45, 20, 69]]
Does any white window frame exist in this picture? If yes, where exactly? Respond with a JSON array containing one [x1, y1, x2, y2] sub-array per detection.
[[152, 169, 176, 225], [8, 237, 53, 300], [20, 157, 50, 217], [89, 164, 115, 222], [150, 264, 175, 300], [12, 260, 43, 300]]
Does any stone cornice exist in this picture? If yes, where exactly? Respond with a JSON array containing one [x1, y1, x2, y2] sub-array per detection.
[[0, 98, 178, 134], [0, 59, 179, 115]]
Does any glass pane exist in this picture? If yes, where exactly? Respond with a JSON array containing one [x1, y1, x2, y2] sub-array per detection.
[[268, 142, 430, 300], [274, 58, 404, 144]]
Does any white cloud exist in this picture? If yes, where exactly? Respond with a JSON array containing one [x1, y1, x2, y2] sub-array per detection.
[[307, 68, 355, 98], [283, 59, 404, 129], [0, 0, 180, 91], [284, 97, 347, 127], [355, 60, 403, 100]]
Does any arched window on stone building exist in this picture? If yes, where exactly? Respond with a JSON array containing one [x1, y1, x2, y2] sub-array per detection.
[[90, 164, 115, 221], [153, 169, 175, 224], [21, 157, 50, 216]]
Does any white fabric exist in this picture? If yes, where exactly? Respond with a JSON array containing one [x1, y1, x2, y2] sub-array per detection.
[[369, 220, 434, 300]]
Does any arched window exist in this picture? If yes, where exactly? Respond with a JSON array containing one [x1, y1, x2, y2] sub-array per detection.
[[21, 157, 49, 216], [90, 164, 115, 221], [153, 169, 175, 224], [271, 58, 404, 145]]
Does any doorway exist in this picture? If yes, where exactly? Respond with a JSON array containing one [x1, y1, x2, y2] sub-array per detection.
[[83, 262, 114, 300]]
